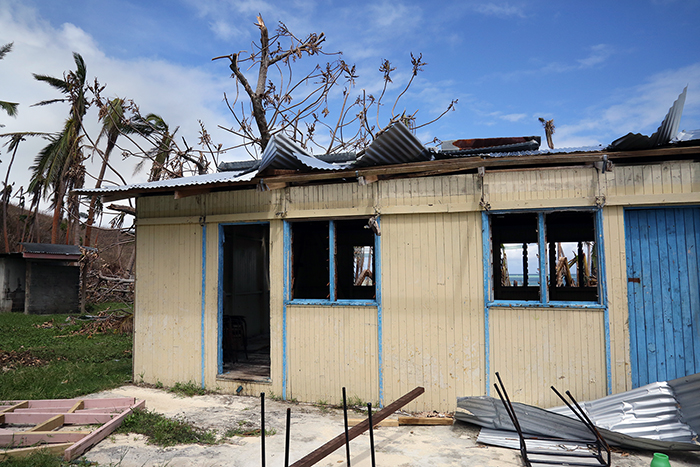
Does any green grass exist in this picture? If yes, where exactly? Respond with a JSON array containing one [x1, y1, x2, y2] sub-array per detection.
[[169, 380, 208, 397], [0, 450, 96, 466], [116, 409, 217, 447], [0, 312, 132, 400], [224, 426, 277, 437]]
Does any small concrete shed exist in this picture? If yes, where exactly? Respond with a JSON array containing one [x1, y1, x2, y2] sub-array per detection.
[[0, 243, 82, 314]]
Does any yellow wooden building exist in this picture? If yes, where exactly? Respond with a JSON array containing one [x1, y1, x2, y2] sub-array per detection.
[[84, 122, 700, 412]]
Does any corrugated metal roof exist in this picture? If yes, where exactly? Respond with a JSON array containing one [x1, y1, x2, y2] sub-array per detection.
[[258, 133, 344, 172], [610, 87, 688, 151], [674, 129, 700, 143], [456, 374, 700, 451], [80, 169, 258, 195], [549, 381, 696, 442], [354, 122, 431, 167], [669, 372, 700, 436], [20, 243, 83, 256], [650, 86, 687, 147]]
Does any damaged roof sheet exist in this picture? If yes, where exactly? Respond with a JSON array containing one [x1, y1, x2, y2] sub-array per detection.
[[80, 169, 258, 197], [258, 133, 345, 172], [456, 372, 700, 452], [354, 122, 431, 167]]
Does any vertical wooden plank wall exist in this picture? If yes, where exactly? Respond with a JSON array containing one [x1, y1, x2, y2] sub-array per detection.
[[381, 212, 484, 412], [134, 223, 203, 385], [601, 205, 632, 394], [489, 307, 607, 408], [133, 159, 700, 410], [286, 306, 379, 405]]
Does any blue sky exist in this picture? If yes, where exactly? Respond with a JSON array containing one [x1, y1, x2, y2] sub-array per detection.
[[1, 0, 699, 199]]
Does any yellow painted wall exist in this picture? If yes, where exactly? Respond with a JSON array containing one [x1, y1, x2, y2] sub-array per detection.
[[133, 223, 203, 385], [286, 305, 379, 405], [381, 212, 485, 412], [134, 160, 700, 411], [490, 307, 607, 408]]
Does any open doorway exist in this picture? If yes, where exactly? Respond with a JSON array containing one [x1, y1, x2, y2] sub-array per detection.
[[220, 223, 270, 380]]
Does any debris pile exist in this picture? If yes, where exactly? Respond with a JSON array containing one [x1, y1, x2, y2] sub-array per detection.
[[0, 348, 47, 371]]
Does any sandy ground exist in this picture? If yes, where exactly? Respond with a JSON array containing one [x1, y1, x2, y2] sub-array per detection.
[[82, 386, 700, 467]]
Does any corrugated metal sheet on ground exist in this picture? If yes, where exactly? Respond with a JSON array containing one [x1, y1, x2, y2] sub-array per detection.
[[456, 373, 700, 451]]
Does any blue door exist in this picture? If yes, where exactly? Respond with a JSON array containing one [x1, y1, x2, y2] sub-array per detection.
[[625, 207, 700, 387]]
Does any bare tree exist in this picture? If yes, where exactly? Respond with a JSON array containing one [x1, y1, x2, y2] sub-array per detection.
[[213, 16, 456, 157]]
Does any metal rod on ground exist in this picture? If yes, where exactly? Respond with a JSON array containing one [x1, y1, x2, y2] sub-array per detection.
[[367, 403, 376, 467], [342, 387, 351, 467], [285, 407, 291, 467], [261, 392, 265, 467], [290, 387, 425, 467]]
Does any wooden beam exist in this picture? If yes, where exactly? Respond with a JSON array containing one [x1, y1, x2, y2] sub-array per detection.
[[397, 417, 453, 426], [67, 401, 84, 413], [174, 187, 211, 199], [1, 401, 28, 413], [347, 419, 399, 427], [347, 417, 454, 427], [289, 387, 424, 467], [27, 414, 64, 432], [0, 442, 74, 461], [3, 412, 115, 425], [63, 399, 145, 461], [0, 431, 88, 446]]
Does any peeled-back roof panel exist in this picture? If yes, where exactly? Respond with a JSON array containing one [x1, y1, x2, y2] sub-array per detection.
[[354, 122, 430, 167], [258, 133, 343, 171]]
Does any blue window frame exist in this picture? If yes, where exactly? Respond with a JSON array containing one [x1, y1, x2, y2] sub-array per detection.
[[285, 218, 380, 306], [485, 209, 604, 307]]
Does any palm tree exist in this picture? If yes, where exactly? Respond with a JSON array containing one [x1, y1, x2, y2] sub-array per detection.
[[30, 52, 90, 244], [0, 43, 19, 122], [145, 114, 175, 182]]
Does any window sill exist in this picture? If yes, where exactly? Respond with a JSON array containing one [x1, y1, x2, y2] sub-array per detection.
[[487, 300, 605, 310], [216, 374, 272, 384], [286, 299, 378, 307]]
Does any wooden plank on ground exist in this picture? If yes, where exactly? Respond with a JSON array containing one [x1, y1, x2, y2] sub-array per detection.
[[3, 413, 115, 425], [397, 417, 453, 426], [347, 419, 399, 427], [1, 401, 28, 413], [63, 399, 145, 461], [0, 431, 88, 446], [0, 442, 74, 461], [289, 387, 425, 467], [68, 401, 84, 413], [27, 414, 64, 432]]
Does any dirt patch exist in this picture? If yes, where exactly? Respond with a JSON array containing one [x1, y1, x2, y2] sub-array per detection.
[[81, 386, 700, 467]]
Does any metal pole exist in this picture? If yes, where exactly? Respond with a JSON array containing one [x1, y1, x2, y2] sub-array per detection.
[[260, 392, 265, 467], [284, 407, 291, 467], [367, 403, 376, 467], [342, 387, 351, 467]]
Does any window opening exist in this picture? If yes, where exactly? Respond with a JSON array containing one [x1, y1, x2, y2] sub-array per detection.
[[336, 219, 375, 300], [291, 221, 329, 300], [491, 211, 599, 303], [492, 213, 540, 301], [290, 218, 376, 302], [546, 211, 598, 302], [221, 223, 270, 379]]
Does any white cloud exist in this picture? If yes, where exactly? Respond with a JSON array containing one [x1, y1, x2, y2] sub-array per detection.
[[473, 2, 527, 18], [550, 63, 700, 148], [577, 44, 614, 68], [0, 1, 240, 221]]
